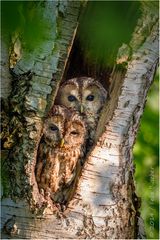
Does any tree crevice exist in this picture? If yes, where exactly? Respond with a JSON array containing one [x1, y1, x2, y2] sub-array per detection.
[[1, 1, 159, 239]]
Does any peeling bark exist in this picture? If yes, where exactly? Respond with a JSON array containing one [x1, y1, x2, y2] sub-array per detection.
[[1, 1, 159, 239]]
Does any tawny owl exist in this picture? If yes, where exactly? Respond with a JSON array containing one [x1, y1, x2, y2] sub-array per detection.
[[55, 77, 108, 145], [35, 105, 87, 203]]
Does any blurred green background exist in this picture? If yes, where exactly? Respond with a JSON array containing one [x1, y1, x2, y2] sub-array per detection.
[[78, 1, 140, 67], [133, 71, 159, 239], [1, 1, 159, 238], [1, 1, 49, 50], [79, 3, 159, 238], [79, 2, 159, 238]]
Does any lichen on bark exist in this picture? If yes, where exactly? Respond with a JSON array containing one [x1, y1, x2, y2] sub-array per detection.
[[1, 0, 81, 212], [1, 1, 159, 239]]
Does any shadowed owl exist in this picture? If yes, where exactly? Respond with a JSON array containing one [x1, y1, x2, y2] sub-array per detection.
[[35, 105, 87, 203], [55, 77, 108, 145]]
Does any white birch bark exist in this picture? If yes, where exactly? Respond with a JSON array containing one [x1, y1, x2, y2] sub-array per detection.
[[1, 1, 158, 239]]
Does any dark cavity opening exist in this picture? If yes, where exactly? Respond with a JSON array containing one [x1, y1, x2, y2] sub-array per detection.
[[53, 1, 141, 207], [63, 0, 141, 91]]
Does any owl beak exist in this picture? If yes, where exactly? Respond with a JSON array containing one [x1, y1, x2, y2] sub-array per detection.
[[60, 138, 64, 148], [80, 105, 84, 114]]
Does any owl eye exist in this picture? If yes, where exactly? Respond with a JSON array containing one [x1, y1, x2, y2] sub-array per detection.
[[70, 131, 79, 136], [50, 125, 58, 131], [86, 94, 94, 101], [68, 95, 77, 102]]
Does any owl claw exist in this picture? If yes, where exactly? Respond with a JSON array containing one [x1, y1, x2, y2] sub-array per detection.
[[45, 188, 51, 199], [61, 204, 66, 212], [40, 188, 44, 196], [35, 104, 90, 205]]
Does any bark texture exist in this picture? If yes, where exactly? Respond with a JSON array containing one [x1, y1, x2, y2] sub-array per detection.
[[1, 1, 159, 239], [1, 1, 82, 238], [1, 36, 12, 99]]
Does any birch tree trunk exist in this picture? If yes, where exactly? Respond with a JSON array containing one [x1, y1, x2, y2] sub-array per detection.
[[1, 1, 158, 239]]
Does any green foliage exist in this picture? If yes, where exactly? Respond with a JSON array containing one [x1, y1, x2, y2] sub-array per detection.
[[78, 1, 141, 67], [1, 1, 48, 51], [134, 71, 159, 239], [1, 3, 158, 237]]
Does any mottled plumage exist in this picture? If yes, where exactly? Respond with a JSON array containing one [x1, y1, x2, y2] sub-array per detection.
[[56, 77, 108, 145], [35, 105, 87, 203]]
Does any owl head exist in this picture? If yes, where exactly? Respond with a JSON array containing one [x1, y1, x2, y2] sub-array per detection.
[[55, 77, 108, 116], [43, 105, 87, 149], [43, 107, 64, 147]]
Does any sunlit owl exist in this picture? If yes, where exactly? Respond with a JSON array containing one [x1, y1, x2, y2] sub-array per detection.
[[55, 77, 108, 145], [35, 105, 87, 203]]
